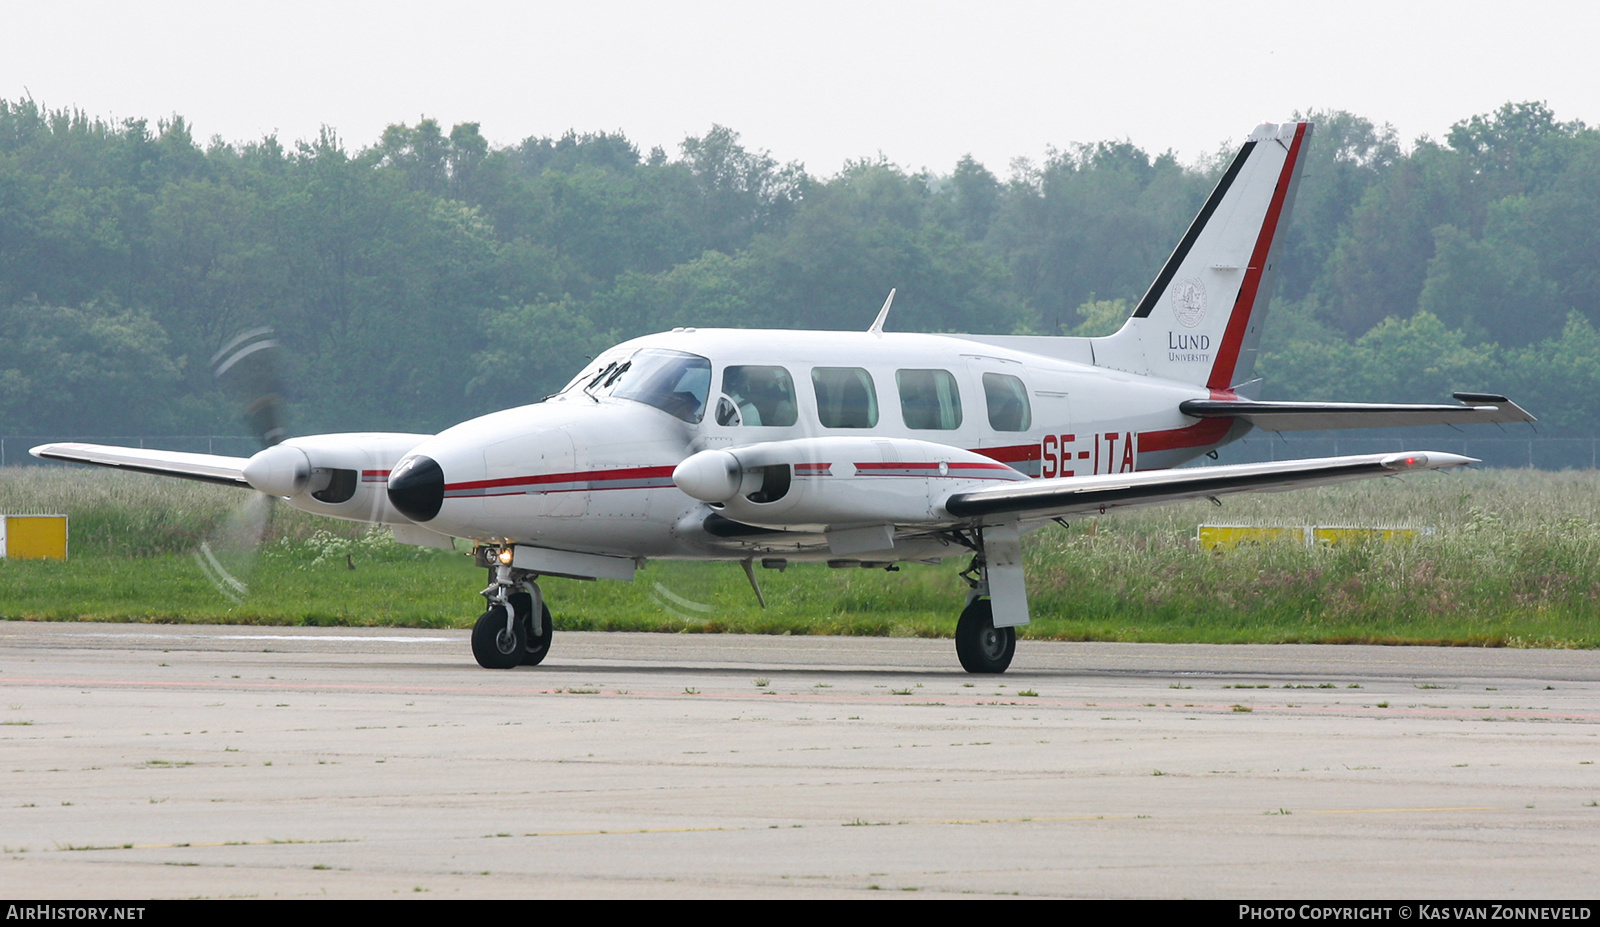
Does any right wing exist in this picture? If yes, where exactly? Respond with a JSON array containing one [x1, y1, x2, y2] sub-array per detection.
[[943, 451, 1473, 521], [1177, 392, 1534, 432], [30, 443, 251, 488]]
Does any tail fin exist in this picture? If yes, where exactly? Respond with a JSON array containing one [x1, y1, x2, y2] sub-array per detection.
[[1093, 121, 1311, 390]]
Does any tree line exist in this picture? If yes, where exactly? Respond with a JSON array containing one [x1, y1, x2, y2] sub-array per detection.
[[1, 99, 1596, 436]]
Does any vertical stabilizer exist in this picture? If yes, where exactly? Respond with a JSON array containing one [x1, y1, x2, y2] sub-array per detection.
[[1091, 121, 1310, 390]]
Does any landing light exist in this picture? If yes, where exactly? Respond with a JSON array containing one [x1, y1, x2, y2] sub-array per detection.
[[497, 547, 515, 565]]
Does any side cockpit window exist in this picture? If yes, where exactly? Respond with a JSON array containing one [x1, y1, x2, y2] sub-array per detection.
[[598, 349, 712, 422], [982, 372, 1032, 432], [716, 365, 798, 427], [897, 369, 963, 430], [811, 367, 879, 428]]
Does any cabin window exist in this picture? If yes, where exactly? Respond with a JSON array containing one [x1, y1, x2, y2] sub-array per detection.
[[896, 369, 963, 430], [602, 349, 711, 423], [982, 372, 1032, 432], [811, 367, 879, 428], [716, 366, 798, 427]]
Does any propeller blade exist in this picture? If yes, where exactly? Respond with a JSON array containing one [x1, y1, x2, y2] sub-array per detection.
[[198, 326, 293, 602], [193, 491, 274, 603], [211, 327, 289, 448]]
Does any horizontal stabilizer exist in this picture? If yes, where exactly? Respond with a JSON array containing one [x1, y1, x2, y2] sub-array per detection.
[[1177, 393, 1535, 432], [29, 443, 250, 487], [944, 452, 1473, 521]]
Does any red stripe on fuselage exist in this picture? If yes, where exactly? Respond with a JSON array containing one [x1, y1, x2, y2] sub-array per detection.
[[444, 465, 677, 493], [852, 460, 1015, 472], [1136, 418, 1233, 455], [445, 454, 1034, 496], [1207, 123, 1308, 391]]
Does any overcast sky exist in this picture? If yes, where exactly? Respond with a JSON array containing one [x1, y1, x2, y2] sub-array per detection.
[[4, 1, 1597, 176]]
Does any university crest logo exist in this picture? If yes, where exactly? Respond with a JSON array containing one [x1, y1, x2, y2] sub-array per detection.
[[1170, 277, 1206, 329]]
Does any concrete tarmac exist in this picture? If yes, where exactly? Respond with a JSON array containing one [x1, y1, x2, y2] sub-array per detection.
[[1, 621, 1598, 899]]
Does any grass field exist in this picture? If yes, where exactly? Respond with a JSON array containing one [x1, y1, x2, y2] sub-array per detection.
[[3, 465, 1599, 647]]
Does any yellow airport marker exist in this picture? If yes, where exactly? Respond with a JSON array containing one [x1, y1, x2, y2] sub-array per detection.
[[1, 514, 68, 560]]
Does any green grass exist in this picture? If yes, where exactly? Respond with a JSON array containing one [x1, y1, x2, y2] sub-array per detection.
[[3, 466, 1600, 646]]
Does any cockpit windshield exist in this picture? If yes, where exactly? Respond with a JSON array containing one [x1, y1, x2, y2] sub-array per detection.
[[588, 349, 712, 422]]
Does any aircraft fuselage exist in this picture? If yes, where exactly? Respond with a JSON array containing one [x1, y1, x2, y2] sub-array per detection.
[[370, 327, 1240, 563]]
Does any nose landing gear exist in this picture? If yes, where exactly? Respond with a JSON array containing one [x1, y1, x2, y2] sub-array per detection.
[[471, 553, 554, 669], [507, 590, 553, 666], [471, 603, 524, 669]]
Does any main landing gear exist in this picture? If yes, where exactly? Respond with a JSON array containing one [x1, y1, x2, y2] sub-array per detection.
[[952, 531, 1025, 674], [955, 597, 1015, 674], [471, 555, 553, 669]]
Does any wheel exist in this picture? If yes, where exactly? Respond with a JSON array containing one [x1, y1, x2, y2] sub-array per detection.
[[471, 605, 523, 669], [508, 591, 553, 666], [955, 598, 1015, 674]]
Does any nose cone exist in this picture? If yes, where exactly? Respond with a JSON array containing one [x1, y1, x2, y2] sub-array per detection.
[[388, 455, 445, 522]]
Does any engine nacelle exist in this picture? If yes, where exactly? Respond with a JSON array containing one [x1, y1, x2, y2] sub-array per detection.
[[242, 432, 432, 525], [674, 437, 1028, 531]]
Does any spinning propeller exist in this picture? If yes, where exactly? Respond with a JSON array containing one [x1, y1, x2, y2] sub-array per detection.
[[192, 328, 289, 603]]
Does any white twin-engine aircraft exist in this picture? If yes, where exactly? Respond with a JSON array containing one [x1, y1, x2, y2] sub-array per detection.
[[34, 121, 1533, 673]]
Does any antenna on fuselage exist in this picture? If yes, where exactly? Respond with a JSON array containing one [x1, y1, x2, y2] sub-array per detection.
[[867, 288, 896, 337]]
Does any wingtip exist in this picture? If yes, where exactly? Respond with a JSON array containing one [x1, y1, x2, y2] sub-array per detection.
[[1381, 452, 1478, 472]]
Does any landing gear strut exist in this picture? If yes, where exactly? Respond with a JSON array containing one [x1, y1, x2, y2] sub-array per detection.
[[471, 553, 553, 669]]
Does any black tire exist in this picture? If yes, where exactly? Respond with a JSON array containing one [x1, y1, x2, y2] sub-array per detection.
[[508, 591, 553, 666], [471, 605, 523, 669], [955, 598, 1015, 674]]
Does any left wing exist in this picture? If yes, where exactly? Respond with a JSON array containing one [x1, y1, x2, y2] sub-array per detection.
[[943, 452, 1472, 521], [30, 442, 251, 487]]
